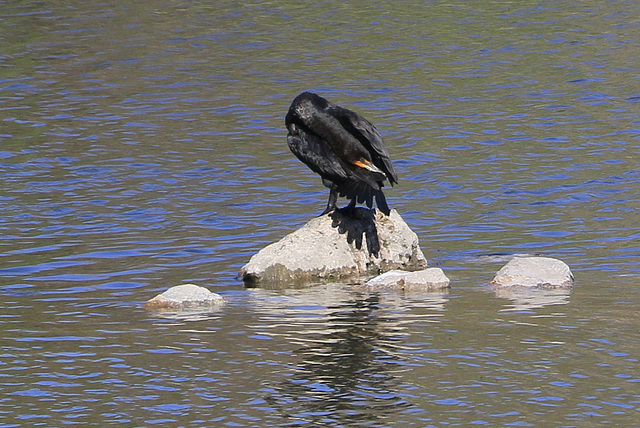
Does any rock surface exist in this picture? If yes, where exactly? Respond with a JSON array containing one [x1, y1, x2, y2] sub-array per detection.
[[364, 268, 450, 291], [490, 256, 574, 289], [239, 208, 428, 286], [142, 284, 225, 311]]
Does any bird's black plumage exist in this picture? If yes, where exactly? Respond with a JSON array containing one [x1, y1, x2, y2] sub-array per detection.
[[285, 92, 398, 216]]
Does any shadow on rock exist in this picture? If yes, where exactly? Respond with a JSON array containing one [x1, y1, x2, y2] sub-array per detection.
[[329, 208, 380, 257]]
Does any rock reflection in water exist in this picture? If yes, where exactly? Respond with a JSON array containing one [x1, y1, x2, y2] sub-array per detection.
[[494, 287, 572, 312]]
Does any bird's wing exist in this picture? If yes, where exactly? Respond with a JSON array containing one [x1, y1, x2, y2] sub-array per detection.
[[287, 126, 350, 183], [329, 105, 398, 185]]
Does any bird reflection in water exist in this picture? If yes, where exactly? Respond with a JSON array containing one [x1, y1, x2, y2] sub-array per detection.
[[264, 293, 417, 425]]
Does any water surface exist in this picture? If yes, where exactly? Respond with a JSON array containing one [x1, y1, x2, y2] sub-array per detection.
[[1, 1, 639, 426]]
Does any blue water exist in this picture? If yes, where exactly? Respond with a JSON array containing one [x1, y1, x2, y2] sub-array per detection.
[[1, 0, 639, 426]]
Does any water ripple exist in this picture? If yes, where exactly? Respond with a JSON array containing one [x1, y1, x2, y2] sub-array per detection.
[[1, 0, 640, 426]]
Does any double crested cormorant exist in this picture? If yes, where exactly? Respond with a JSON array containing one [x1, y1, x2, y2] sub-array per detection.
[[285, 92, 398, 216]]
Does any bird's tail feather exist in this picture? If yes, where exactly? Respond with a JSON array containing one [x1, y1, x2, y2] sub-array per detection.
[[337, 180, 390, 215], [375, 190, 390, 215]]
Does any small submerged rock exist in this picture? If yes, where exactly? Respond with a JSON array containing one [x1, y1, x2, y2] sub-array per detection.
[[239, 208, 428, 286], [490, 256, 574, 289], [364, 268, 450, 292], [143, 284, 225, 311]]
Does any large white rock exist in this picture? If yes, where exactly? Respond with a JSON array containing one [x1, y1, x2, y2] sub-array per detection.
[[364, 268, 450, 291], [239, 208, 428, 286], [142, 284, 225, 311], [490, 256, 574, 289]]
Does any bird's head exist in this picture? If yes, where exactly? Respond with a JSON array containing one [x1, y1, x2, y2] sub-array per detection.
[[286, 91, 329, 125]]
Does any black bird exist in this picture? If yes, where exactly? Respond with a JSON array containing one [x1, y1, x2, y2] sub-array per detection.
[[285, 92, 398, 216]]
